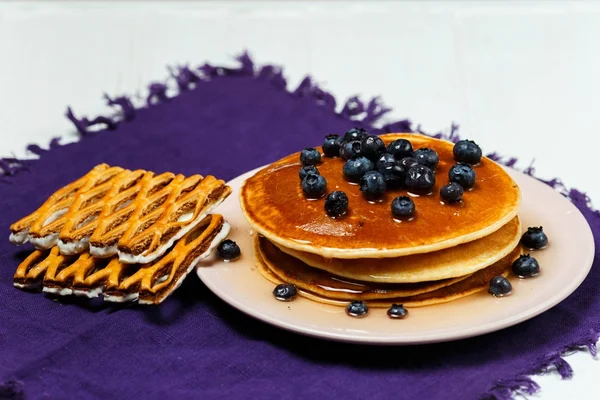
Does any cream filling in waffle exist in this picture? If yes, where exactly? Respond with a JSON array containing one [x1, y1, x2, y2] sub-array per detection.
[[9, 229, 29, 245], [29, 233, 59, 249], [13, 281, 38, 290], [103, 292, 139, 303], [72, 286, 104, 299], [42, 286, 73, 296], [58, 237, 90, 256]]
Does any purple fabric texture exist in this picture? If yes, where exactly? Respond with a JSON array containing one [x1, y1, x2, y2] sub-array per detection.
[[0, 54, 598, 400]]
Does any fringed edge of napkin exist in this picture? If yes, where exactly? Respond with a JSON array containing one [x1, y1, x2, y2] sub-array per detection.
[[0, 51, 598, 400]]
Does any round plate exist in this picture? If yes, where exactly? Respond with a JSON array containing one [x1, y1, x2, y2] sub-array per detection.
[[197, 167, 595, 345]]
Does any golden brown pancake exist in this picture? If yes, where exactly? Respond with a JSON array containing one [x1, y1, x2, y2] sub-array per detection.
[[274, 216, 521, 283], [240, 133, 520, 259], [255, 236, 521, 307], [256, 236, 469, 300]]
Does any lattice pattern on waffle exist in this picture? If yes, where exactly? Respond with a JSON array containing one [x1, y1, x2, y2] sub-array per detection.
[[10, 163, 232, 264], [13, 214, 229, 305], [9, 164, 126, 247]]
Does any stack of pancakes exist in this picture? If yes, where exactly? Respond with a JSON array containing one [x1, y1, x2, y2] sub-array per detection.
[[241, 134, 522, 307], [10, 164, 232, 304]]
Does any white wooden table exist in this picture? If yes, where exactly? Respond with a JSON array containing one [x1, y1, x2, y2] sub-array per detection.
[[1, 1, 598, 397]]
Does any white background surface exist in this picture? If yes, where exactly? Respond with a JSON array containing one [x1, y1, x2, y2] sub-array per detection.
[[0, 1, 598, 398]]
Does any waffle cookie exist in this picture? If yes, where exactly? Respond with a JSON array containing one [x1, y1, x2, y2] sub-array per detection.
[[10, 164, 232, 264], [13, 214, 229, 305]]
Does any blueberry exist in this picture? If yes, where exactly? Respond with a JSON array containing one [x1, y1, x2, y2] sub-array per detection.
[[512, 254, 540, 278], [360, 135, 386, 161], [273, 284, 298, 301], [323, 134, 343, 157], [448, 163, 476, 189], [343, 127, 369, 142], [391, 196, 415, 220], [299, 165, 319, 181], [340, 140, 363, 160], [521, 227, 548, 249], [376, 154, 405, 188], [387, 304, 408, 319], [346, 300, 369, 318], [300, 147, 321, 166], [379, 164, 406, 189], [454, 139, 482, 164], [440, 182, 464, 203], [343, 157, 374, 183], [302, 174, 327, 198], [405, 165, 436, 194], [399, 157, 419, 170], [388, 139, 413, 159], [413, 148, 439, 169], [376, 153, 397, 170], [217, 239, 241, 261], [360, 171, 386, 200], [488, 276, 512, 297], [325, 191, 349, 217]]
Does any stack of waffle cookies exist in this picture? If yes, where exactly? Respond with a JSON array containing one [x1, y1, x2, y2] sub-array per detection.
[[241, 134, 522, 307], [10, 164, 232, 304]]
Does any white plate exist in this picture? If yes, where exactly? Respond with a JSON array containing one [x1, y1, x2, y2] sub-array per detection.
[[197, 167, 595, 345]]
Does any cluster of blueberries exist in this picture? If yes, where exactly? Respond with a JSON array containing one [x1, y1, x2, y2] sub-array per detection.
[[298, 127, 483, 220], [488, 227, 547, 297]]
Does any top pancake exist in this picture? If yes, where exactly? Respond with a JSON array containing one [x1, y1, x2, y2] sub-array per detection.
[[240, 133, 520, 258]]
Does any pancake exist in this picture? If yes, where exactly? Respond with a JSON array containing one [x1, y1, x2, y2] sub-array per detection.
[[240, 133, 520, 259], [256, 236, 521, 307], [274, 216, 521, 283], [256, 236, 470, 300]]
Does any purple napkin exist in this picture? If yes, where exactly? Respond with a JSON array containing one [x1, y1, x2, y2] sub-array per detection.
[[0, 53, 597, 400]]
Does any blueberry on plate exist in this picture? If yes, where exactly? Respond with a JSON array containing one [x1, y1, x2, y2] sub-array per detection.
[[302, 174, 327, 199], [325, 191, 349, 217], [346, 300, 369, 318], [387, 139, 413, 159], [488, 276, 512, 297], [399, 157, 419, 170], [343, 157, 374, 183], [217, 239, 241, 261], [340, 140, 363, 160], [273, 284, 298, 301], [299, 165, 319, 181], [405, 165, 436, 194], [521, 227, 548, 249], [453, 139, 482, 164], [512, 254, 540, 278], [300, 147, 321, 166], [448, 163, 476, 189], [387, 304, 408, 319], [413, 148, 439, 169], [323, 134, 343, 157], [391, 196, 415, 220], [360, 135, 386, 161], [440, 182, 464, 203], [343, 127, 369, 142], [360, 171, 386, 200]]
